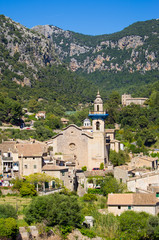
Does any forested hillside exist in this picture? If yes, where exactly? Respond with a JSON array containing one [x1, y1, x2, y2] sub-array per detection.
[[33, 19, 159, 96]]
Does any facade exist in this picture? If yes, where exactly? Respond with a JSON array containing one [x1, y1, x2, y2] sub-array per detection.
[[42, 164, 74, 191], [16, 143, 45, 176], [122, 94, 148, 106], [107, 193, 159, 216], [51, 92, 109, 170], [127, 170, 159, 193], [105, 129, 120, 152], [131, 155, 158, 170]]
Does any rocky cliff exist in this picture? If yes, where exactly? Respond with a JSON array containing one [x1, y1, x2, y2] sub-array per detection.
[[32, 19, 159, 74], [0, 15, 60, 86]]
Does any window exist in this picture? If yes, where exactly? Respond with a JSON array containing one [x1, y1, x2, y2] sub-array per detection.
[[96, 121, 100, 130], [24, 165, 27, 169], [128, 206, 131, 210], [156, 193, 159, 197], [62, 171, 65, 176], [118, 206, 121, 209], [34, 165, 37, 169], [97, 105, 99, 111]]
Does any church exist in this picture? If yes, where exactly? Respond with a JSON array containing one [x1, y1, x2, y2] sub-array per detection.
[[50, 92, 114, 170]]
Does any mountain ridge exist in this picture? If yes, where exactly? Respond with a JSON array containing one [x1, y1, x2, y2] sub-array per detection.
[[32, 19, 159, 74]]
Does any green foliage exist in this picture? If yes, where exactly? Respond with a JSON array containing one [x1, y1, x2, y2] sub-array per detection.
[[99, 162, 104, 170], [0, 93, 23, 124], [83, 193, 97, 202], [19, 183, 37, 197], [92, 212, 119, 239], [82, 166, 87, 171], [100, 175, 126, 196], [24, 193, 83, 227], [109, 150, 129, 167], [0, 204, 17, 219], [11, 177, 24, 191], [80, 228, 96, 238], [0, 217, 18, 239], [119, 211, 150, 240], [87, 188, 103, 195]]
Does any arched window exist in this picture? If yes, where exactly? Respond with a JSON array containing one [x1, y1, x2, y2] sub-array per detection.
[[96, 121, 100, 130], [97, 105, 99, 112]]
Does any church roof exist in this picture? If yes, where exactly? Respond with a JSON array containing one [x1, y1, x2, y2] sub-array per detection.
[[94, 91, 103, 104]]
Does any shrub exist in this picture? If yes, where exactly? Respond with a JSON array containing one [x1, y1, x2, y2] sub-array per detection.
[[87, 188, 103, 195], [80, 228, 96, 238], [20, 183, 37, 197], [82, 166, 87, 171], [0, 204, 17, 219], [0, 218, 18, 239], [83, 193, 97, 202]]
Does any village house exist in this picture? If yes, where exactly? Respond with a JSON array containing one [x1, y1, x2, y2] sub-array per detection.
[[16, 142, 45, 176], [60, 118, 69, 125], [114, 165, 135, 183], [107, 193, 159, 216], [42, 164, 74, 191], [127, 170, 159, 193], [131, 154, 158, 170], [35, 111, 46, 120]]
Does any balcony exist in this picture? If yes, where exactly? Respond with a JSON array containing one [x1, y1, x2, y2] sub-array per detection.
[[2, 157, 13, 161], [89, 111, 106, 115]]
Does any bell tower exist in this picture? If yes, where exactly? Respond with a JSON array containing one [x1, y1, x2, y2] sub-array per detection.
[[89, 91, 108, 133], [88, 91, 109, 169]]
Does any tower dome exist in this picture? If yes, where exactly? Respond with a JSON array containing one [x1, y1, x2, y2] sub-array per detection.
[[94, 91, 103, 105]]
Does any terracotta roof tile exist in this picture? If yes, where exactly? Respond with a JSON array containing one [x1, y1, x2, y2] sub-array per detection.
[[16, 143, 45, 157], [107, 193, 157, 206]]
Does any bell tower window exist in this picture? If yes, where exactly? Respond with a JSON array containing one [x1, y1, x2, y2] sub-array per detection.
[[96, 121, 100, 130], [97, 105, 99, 112]]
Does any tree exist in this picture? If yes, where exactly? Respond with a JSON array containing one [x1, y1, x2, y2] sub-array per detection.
[[0, 204, 17, 219], [119, 211, 149, 240], [24, 193, 83, 227], [109, 150, 129, 167], [100, 162, 104, 170], [25, 173, 62, 192], [100, 175, 126, 196], [20, 182, 37, 197], [0, 218, 18, 239]]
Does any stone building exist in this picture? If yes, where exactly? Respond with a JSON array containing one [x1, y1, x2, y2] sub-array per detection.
[[50, 92, 109, 170], [122, 94, 148, 106], [107, 193, 159, 216]]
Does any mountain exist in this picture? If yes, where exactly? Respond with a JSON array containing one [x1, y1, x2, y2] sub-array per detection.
[[32, 19, 159, 74], [0, 15, 159, 109], [0, 15, 96, 107], [0, 15, 60, 87], [32, 20, 159, 96]]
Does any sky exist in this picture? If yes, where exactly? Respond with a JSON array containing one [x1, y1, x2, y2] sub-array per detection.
[[1, 0, 159, 36]]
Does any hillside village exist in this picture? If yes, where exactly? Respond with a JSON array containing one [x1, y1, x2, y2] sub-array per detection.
[[0, 14, 159, 239], [1, 92, 159, 216]]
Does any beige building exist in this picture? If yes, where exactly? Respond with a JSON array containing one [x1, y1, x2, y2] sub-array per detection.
[[42, 164, 74, 191], [105, 129, 120, 152], [16, 143, 45, 176], [50, 92, 109, 170], [122, 94, 148, 106], [131, 155, 158, 170], [127, 170, 159, 193], [35, 111, 46, 119], [107, 193, 159, 216]]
